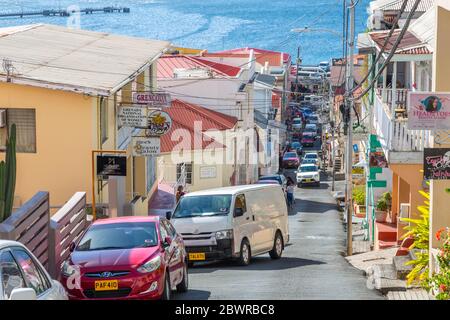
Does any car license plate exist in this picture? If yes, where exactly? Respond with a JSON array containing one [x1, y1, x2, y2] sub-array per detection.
[[306, 179, 313, 182], [94, 280, 118, 291], [189, 253, 206, 261]]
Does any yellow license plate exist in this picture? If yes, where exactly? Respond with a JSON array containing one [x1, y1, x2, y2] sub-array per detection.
[[189, 253, 206, 261], [94, 280, 118, 291]]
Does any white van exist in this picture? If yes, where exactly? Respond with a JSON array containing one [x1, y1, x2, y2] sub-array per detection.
[[169, 185, 289, 266]]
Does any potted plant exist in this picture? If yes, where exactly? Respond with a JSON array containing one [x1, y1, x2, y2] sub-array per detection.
[[375, 197, 388, 222], [352, 186, 366, 217], [383, 191, 392, 220]]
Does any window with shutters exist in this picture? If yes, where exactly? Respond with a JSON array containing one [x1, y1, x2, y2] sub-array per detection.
[[0, 108, 36, 153]]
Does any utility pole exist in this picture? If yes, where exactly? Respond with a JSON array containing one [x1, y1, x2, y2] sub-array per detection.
[[295, 46, 301, 85], [345, 0, 355, 256]]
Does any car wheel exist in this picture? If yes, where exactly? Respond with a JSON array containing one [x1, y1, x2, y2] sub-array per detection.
[[238, 239, 251, 266], [269, 232, 283, 259], [176, 262, 189, 293], [297, 183, 301, 188], [161, 272, 171, 300]]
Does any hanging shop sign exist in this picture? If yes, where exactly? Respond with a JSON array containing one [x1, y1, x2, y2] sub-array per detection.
[[132, 137, 160, 157], [96, 155, 127, 176], [408, 92, 450, 130], [369, 149, 388, 168], [133, 92, 171, 106], [118, 106, 148, 128], [147, 110, 172, 136], [423, 148, 450, 180]]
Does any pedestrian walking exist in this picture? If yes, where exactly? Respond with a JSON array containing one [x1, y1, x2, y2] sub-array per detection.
[[286, 178, 295, 209], [176, 185, 185, 203]]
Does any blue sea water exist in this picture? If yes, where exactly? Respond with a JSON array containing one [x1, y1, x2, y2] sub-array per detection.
[[0, 0, 369, 64]]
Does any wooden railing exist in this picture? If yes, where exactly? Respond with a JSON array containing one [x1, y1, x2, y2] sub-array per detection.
[[0, 192, 50, 268], [48, 192, 90, 279]]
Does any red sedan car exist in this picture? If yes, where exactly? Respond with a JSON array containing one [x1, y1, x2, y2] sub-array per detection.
[[282, 151, 300, 169], [60, 216, 188, 300], [301, 132, 315, 147]]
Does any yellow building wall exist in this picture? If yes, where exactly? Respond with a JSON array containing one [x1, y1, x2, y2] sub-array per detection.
[[0, 82, 96, 207], [430, 2, 450, 249], [390, 164, 423, 220]]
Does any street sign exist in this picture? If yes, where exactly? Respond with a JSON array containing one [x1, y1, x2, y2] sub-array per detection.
[[133, 92, 171, 106], [132, 137, 160, 157], [408, 92, 450, 130], [424, 148, 450, 180], [147, 110, 172, 136], [118, 106, 148, 128], [96, 155, 127, 176]]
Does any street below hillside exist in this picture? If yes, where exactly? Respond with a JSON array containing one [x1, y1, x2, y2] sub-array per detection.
[[175, 174, 384, 300]]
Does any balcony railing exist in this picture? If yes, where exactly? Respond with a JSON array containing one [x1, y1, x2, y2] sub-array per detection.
[[374, 88, 432, 157]]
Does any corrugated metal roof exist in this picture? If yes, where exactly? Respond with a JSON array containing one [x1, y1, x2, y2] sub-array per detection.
[[157, 55, 241, 78], [0, 24, 170, 95], [369, 29, 432, 54], [379, 0, 435, 12], [255, 73, 276, 87], [409, 5, 436, 50], [160, 99, 237, 153]]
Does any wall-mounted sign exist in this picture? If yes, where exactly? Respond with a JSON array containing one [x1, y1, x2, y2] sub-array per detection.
[[424, 148, 450, 180], [200, 166, 217, 179], [133, 92, 171, 106], [96, 155, 127, 176], [147, 110, 172, 136], [132, 137, 160, 157], [408, 92, 450, 130], [369, 150, 388, 168], [118, 106, 148, 128]]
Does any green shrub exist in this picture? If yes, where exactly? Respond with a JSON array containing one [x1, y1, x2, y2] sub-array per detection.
[[353, 186, 365, 205]]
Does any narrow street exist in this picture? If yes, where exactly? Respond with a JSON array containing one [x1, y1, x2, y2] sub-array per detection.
[[176, 174, 384, 300]]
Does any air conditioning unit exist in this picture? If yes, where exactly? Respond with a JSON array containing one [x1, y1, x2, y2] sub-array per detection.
[[399, 203, 410, 219], [0, 109, 6, 128]]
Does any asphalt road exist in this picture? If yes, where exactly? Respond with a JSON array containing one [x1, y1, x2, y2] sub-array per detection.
[[175, 173, 384, 300]]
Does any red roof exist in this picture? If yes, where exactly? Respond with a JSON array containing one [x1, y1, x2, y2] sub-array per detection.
[[157, 55, 241, 78], [369, 30, 432, 55], [214, 47, 291, 64], [161, 99, 238, 153]]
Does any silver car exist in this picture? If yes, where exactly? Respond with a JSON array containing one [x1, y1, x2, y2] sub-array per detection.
[[0, 240, 68, 300]]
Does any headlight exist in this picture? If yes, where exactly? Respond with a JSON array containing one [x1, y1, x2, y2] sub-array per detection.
[[137, 256, 161, 274], [61, 260, 76, 277], [215, 230, 233, 240]]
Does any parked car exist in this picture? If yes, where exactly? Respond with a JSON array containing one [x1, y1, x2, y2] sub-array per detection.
[[296, 164, 320, 187], [255, 179, 279, 186], [307, 114, 320, 125], [169, 184, 289, 266], [60, 216, 188, 300], [282, 151, 300, 169], [291, 141, 303, 155], [0, 240, 68, 300], [304, 124, 318, 137], [257, 174, 287, 192], [303, 152, 320, 167], [292, 117, 303, 131], [301, 132, 315, 147]]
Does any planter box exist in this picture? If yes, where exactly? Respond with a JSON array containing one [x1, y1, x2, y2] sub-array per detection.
[[375, 210, 387, 222], [354, 204, 366, 218]]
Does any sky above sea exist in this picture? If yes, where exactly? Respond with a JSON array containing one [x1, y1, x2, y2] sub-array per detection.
[[0, 0, 369, 64]]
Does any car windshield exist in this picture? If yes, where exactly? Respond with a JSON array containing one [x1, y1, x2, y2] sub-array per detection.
[[259, 176, 281, 184], [300, 166, 318, 172], [293, 119, 302, 124], [172, 195, 232, 218], [292, 142, 301, 148], [305, 154, 318, 159], [284, 152, 298, 158], [304, 128, 316, 133], [302, 159, 316, 164], [76, 222, 158, 251]]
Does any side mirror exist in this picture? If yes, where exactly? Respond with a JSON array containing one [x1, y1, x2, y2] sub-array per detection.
[[234, 207, 244, 217], [9, 288, 37, 300], [166, 211, 172, 220], [69, 241, 76, 252]]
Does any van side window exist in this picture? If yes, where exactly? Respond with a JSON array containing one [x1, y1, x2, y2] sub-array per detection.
[[234, 194, 247, 214]]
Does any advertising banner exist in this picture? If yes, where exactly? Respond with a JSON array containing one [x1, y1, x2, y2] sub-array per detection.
[[423, 148, 450, 180], [408, 92, 450, 130]]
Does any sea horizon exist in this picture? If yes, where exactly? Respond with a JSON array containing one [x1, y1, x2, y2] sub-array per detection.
[[0, 0, 369, 64]]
